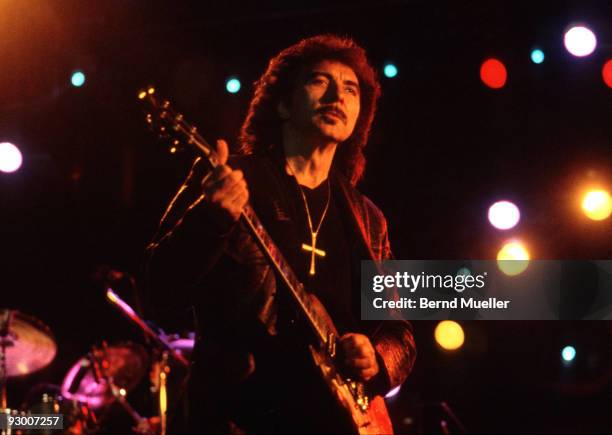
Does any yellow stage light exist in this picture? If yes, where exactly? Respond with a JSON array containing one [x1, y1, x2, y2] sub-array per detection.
[[434, 320, 465, 351], [497, 240, 530, 276], [581, 189, 612, 221]]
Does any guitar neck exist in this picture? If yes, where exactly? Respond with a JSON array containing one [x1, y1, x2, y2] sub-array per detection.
[[241, 204, 329, 344]]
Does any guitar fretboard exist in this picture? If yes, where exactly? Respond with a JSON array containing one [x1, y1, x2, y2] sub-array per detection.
[[241, 204, 329, 343]]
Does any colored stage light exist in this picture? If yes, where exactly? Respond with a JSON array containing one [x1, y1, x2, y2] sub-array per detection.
[[480, 58, 507, 89], [0, 142, 23, 173], [564, 26, 597, 57], [497, 240, 530, 276], [581, 189, 612, 221], [488, 201, 520, 230], [385, 385, 401, 399], [530, 49, 545, 64], [226, 77, 241, 93], [602, 60, 612, 88], [561, 345, 576, 362], [434, 321, 465, 351], [71, 70, 86, 87], [383, 63, 398, 78], [17, 362, 29, 375], [456, 267, 471, 276]]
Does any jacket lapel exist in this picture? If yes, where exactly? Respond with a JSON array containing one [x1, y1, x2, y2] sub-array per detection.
[[331, 170, 377, 262]]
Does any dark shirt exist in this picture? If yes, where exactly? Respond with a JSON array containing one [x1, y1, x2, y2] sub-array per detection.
[[271, 168, 357, 336]]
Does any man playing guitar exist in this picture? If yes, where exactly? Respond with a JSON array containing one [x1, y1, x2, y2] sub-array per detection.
[[146, 34, 416, 433]]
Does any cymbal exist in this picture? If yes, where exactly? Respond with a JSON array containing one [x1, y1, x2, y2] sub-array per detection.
[[61, 342, 148, 409], [0, 309, 57, 377]]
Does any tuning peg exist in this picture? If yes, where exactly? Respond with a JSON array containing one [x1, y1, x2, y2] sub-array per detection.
[[138, 86, 155, 100]]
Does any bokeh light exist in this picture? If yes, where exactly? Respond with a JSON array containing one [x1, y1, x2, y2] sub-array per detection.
[[385, 385, 401, 399], [497, 240, 530, 276], [581, 189, 612, 221], [71, 70, 86, 87], [602, 60, 612, 88], [226, 77, 241, 93], [561, 345, 576, 362], [456, 267, 471, 276], [434, 320, 465, 351], [383, 63, 398, 78], [0, 142, 23, 173], [564, 26, 597, 57], [530, 49, 545, 64], [480, 58, 507, 89], [488, 200, 521, 230]]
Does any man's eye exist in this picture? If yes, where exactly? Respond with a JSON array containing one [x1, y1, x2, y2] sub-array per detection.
[[345, 87, 358, 95]]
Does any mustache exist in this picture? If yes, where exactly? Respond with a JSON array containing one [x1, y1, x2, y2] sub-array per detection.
[[317, 106, 347, 123]]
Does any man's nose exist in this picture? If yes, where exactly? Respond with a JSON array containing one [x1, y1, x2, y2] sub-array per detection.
[[322, 80, 343, 103]]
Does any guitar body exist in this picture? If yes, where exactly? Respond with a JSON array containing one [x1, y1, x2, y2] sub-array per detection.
[[307, 295, 394, 435]]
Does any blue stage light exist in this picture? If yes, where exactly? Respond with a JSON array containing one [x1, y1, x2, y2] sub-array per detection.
[[71, 71, 85, 87], [561, 345, 576, 362], [531, 49, 545, 64], [383, 63, 398, 78], [226, 78, 241, 93]]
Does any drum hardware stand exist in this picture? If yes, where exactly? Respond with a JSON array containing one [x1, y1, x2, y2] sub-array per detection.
[[158, 351, 170, 435], [0, 310, 13, 411], [105, 288, 190, 435], [89, 345, 154, 434], [0, 339, 7, 411]]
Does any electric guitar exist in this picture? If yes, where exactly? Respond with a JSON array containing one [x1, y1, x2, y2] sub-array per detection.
[[139, 86, 393, 434]]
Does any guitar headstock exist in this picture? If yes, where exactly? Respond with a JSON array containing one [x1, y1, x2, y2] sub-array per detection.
[[137, 86, 219, 167]]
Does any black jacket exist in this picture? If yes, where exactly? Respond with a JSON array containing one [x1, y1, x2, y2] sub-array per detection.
[[145, 153, 416, 432]]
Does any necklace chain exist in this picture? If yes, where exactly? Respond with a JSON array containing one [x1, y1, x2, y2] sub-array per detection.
[[286, 162, 331, 275]]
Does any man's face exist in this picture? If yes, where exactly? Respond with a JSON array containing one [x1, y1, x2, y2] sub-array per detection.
[[282, 60, 361, 144]]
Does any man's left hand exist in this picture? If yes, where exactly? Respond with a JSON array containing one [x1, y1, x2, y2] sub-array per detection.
[[339, 333, 379, 382]]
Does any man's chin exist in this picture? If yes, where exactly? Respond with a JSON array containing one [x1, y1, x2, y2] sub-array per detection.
[[313, 125, 350, 144]]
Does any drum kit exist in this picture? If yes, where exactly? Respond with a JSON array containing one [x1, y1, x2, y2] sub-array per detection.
[[0, 289, 192, 435]]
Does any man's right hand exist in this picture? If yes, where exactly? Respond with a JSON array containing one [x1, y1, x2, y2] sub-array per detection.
[[201, 139, 249, 222]]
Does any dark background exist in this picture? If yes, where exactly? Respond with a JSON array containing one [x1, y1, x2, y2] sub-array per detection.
[[1, 1, 611, 433]]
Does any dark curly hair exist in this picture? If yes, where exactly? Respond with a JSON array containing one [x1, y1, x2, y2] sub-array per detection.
[[238, 34, 381, 186]]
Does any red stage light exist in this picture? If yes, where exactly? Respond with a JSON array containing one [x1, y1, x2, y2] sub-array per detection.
[[480, 58, 507, 89], [602, 60, 612, 88]]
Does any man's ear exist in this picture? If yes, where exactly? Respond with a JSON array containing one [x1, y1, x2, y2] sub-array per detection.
[[277, 100, 291, 120]]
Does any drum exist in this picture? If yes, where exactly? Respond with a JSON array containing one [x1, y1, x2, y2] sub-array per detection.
[[1, 408, 27, 435], [22, 384, 98, 434]]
